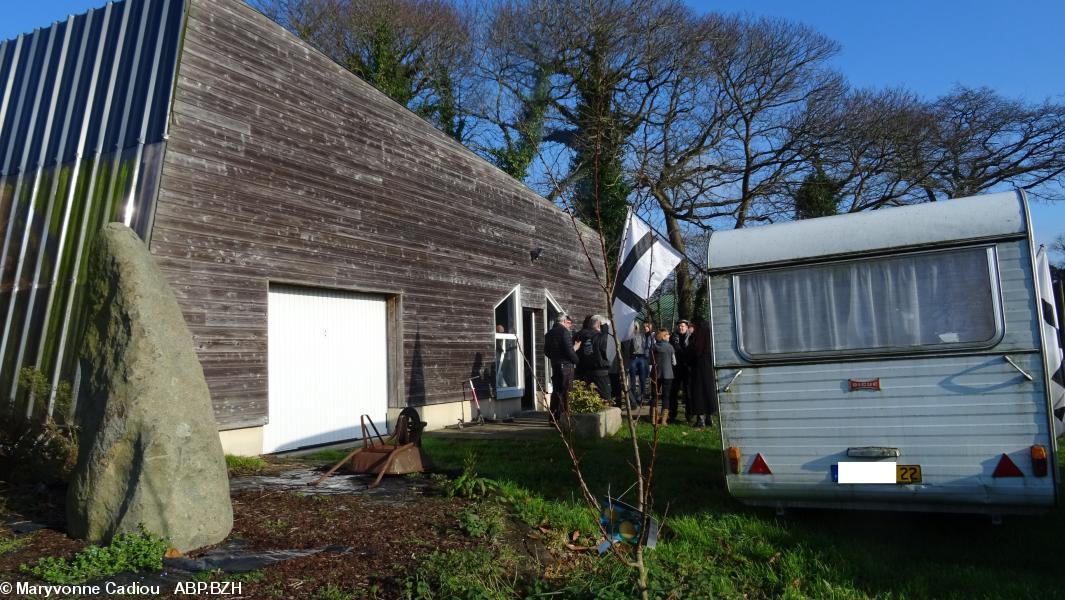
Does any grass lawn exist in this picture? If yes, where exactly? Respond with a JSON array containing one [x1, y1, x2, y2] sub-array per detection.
[[317, 422, 1065, 599]]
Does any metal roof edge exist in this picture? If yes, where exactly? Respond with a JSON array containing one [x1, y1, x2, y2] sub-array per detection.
[[706, 191, 1026, 272]]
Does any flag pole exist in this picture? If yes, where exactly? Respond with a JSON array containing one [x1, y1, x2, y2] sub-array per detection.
[[610, 207, 635, 301]]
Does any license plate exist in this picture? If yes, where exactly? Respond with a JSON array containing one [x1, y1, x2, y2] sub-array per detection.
[[896, 465, 922, 484], [831, 463, 922, 483]]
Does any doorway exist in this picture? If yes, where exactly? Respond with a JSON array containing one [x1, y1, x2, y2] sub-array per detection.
[[521, 308, 541, 410], [544, 292, 564, 396]]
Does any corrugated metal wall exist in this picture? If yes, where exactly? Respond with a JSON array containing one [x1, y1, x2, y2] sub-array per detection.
[[0, 0, 186, 416]]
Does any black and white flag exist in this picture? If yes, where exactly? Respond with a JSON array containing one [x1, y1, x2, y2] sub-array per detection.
[[1036, 246, 1065, 436], [611, 210, 684, 342]]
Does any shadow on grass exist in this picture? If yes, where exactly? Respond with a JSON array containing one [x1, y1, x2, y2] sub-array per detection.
[[411, 426, 1065, 599], [423, 435, 728, 516]]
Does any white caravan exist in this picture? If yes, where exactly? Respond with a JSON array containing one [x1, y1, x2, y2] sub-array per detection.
[[707, 191, 1058, 514]]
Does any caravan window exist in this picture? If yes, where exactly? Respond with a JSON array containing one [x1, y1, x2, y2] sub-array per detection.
[[734, 247, 1002, 359]]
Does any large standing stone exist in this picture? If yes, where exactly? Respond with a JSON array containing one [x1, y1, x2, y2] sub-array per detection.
[[67, 224, 232, 552]]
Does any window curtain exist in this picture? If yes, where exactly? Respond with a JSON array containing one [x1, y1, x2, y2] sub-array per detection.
[[737, 248, 998, 357]]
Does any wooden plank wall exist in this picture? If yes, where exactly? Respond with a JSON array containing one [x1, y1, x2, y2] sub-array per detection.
[[149, 0, 606, 429]]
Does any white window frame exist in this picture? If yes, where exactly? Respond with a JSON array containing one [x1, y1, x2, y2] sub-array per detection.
[[544, 289, 566, 395], [494, 285, 524, 399]]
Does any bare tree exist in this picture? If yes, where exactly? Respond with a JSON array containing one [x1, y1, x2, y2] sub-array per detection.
[[467, 0, 570, 180], [555, 0, 693, 247], [630, 14, 842, 317], [626, 13, 733, 318], [701, 16, 844, 229], [800, 85, 1065, 209], [797, 87, 939, 213], [252, 0, 474, 140], [922, 86, 1065, 201], [474, 0, 694, 256]]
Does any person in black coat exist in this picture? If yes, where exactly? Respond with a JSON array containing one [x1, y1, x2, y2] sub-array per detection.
[[687, 318, 716, 428], [595, 321, 618, 401], [609, 327, 624, 407], [669, 320, 692, 423], [574, 315, 615, 401], [544, 313, 578, 420]]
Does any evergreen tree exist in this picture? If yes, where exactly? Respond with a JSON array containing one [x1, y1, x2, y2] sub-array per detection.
[[794, 166, 843, 220], [570, 49, 632, 269]]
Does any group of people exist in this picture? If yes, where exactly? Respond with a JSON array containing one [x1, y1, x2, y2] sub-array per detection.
[[544, 313, 718, 428]]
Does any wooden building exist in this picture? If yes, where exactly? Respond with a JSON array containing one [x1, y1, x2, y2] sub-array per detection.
[[0, 0, 604, 453]]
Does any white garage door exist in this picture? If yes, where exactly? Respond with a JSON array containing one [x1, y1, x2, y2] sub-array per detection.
[[263, 285, 388, 453]]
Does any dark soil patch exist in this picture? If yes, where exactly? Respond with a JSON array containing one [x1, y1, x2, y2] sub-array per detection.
[[0, 527, 86, 577], [0, 469, 508, 599], [195, 489, 479, 598], [0, 480, 87, 581], [0, 480, 67, 527]]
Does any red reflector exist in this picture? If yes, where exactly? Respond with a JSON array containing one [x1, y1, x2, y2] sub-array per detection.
[[992, 453, 1024, 478], [749, 453, 772, 475]]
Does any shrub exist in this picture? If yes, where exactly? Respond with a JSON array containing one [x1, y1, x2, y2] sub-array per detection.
[[569, 380, 608, 414], [21, 526, 169, 584], [457, 505, 505, 539], [0, 367, 78, 483], [446, 452, 498, 500], [16, 367, 74, 420]]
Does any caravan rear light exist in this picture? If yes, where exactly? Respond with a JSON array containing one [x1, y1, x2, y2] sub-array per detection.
[[749, 453, 772, 475], [992, 453, 1024, 478], [727, 447, 741, 474], [1031, 445, 1049, 477]]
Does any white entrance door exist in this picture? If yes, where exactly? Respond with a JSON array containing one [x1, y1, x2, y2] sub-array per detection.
[[263, 285, 388, 453]]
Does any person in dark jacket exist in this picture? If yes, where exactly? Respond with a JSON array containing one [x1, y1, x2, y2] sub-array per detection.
[[687, 318, 716, 428], [544, 313, 578, 421], [651, 329, 675, 425], [574, 315, 597, 381], [609, 329, 624, 407], [669, 320, 692, 423], [594, 320, 617, 401], [574, 315, 614, 401]]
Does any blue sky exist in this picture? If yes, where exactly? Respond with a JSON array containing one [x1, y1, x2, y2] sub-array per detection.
[[4, 0, 1064, 248], [690, 0, 1065, 250]]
